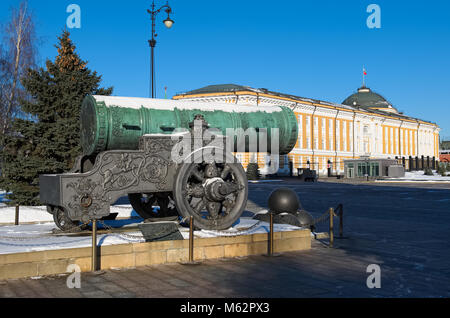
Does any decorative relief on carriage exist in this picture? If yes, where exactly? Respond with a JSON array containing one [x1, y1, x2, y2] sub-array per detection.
[[65, 178, 109, 218]]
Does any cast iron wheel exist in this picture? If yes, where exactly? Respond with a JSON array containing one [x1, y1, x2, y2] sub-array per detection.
[[128, 192, 178, 220], [51, 206, 81, 232], [173, 151, 248, 231]]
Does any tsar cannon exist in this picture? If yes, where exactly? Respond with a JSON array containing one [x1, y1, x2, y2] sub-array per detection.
[[39, 95, 298, 231]]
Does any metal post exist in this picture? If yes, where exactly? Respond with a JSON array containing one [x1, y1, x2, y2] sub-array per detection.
[[189, 216, 194, 263], [327, 160, 331, 177], [264, 212, 281, 257], [329, 208, 334, 248], [92, 219, 98, 272], [181, 216, 200, 265], [269, 213, 274, 256], [15, 205, 19, 226], [149, 1, 156, 98]]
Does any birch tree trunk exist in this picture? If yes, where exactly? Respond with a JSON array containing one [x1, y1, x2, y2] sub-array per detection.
[[0, 1, 36, 138]]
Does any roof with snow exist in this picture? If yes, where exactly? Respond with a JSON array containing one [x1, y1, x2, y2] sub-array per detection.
[[175, 84, 437, 126]]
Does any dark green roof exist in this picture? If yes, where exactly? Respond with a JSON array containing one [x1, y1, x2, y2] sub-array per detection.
[[342, 86, 397, 111], [180, 84, 256, 95]]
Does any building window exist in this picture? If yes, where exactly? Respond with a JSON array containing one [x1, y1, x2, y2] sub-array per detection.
[[357, 163, 367, 177], [298, 114, 303, 149], [370, 162, 380, 176], [343, 121, 347, 152], [306, 116, 311, 150], [329, 119, 333, 151], [336, 120, 340, 151], [363, 125, 369, 135], [390, 128, 394, 154], [349, 122, 353, 152]]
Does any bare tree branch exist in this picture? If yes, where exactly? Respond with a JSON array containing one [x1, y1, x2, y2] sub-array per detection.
[[0, 0, 37, 139]]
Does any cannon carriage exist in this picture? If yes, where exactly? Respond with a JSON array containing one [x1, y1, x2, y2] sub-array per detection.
[[39, 95, 298, 231]]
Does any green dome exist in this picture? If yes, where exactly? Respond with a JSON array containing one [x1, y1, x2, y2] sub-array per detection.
[[343, 86, 397, 113]]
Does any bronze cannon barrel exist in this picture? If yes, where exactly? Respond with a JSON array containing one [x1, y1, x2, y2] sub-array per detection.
[[80, 95, 298, 156]]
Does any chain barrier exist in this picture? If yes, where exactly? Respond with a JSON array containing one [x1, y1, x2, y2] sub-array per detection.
[[98, 220, 144, 241], [0, 233, 54, 241], [302, 204, 342, 228]]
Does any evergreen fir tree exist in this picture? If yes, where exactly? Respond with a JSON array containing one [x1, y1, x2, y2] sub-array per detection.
[[424, 167, 434, 176], [0, 31, 113, 205], [246, 163, 261, 180]]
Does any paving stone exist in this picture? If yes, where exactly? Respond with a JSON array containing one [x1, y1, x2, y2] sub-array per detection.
[[96, 282, 127, 294], [81, 290, 113, 298], [0, 285, 17, 298]]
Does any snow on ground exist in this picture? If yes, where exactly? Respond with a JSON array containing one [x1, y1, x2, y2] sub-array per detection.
[[0, 189, 303, 255], [0, 221, 145, 255], [0, 204, 138, 224], [248, 179, 283, 184], [377, 171, 450, 182], [0, 217, 302, 255]]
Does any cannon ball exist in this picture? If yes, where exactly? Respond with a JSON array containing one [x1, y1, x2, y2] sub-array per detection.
[[268, 187, 301, 214]]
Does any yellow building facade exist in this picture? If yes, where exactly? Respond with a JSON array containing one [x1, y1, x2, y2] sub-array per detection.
[[174, 85, 440, 176]]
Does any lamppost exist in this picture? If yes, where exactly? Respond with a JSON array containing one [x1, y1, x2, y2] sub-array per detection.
[[147, 1, 174, 98]]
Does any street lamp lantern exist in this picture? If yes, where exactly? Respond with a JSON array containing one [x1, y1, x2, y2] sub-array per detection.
[[163, 17, 174, 28], [163, 11, 174, 29], [147, 1, 174, 98]]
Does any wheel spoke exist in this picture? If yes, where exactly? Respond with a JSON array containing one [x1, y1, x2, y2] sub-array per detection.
[[205, 162, 219, 178], [223, 198, 235, 213], [206, 200, 221, 219], [187, 184, 205, 198], [193, 198, 206, 214], [221, 164, 231, 180], [191, 165, 205, 182]]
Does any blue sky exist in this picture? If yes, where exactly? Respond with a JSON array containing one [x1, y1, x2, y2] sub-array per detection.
[[1, 0, 450, 137]]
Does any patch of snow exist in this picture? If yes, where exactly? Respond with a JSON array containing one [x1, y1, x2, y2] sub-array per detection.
[[191, 217, 302, 238], [0, 204, 138, 225], [377, 171, 450, 182], [93, 95, 283, 114], [254, 209, 269, 215], [248, 180, 283, 183], [0, 222, 145, 255]]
